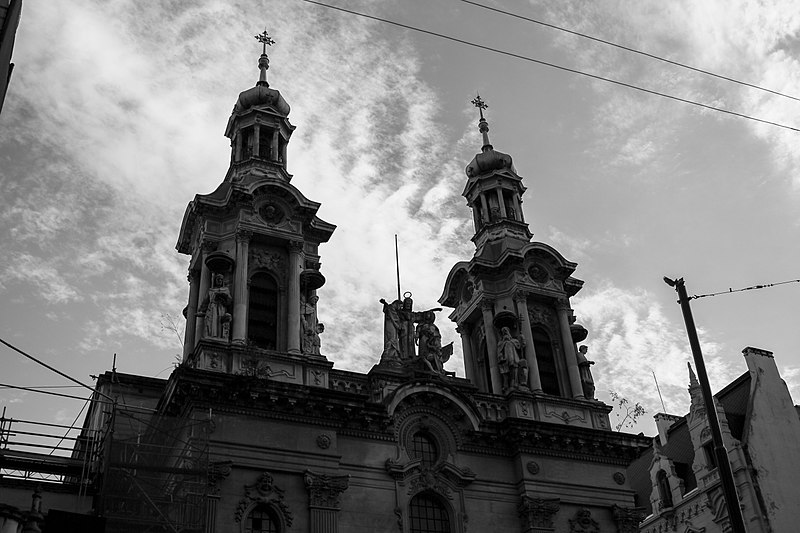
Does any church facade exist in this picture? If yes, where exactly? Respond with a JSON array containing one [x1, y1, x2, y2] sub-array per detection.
[[2, 35, 654, 533]]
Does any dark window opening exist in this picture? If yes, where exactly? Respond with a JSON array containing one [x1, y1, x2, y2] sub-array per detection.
[[703, 442, 718, 470], [409, 432, 438, 467], [657, 469, 673, 509], [245, 504, 279, 533], [249, 273, 278, 349], [479, 339, 492, 393], [241, 127, 254, 160], [258, 127, 272, 159], [409, 493, 450, 533], [532, 327, 560, 396]]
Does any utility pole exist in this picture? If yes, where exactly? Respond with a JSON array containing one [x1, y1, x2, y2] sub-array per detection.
[[663, 277, 747, 533]]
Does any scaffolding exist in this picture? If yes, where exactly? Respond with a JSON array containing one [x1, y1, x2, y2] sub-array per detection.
[[1, 402, 210, 533], [98, 405, 210, 533]]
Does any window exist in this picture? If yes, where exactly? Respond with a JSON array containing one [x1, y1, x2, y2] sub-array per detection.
[[479, 339, 492, 393], [657, 469, 673, 509], [258, 126, 272, 159], [409, 432, 439, 467], [245, 504, 279, 533], [241, 127, 254, 160], [249, 273, 279, 349], [409, 493, 450, 533], [703, 442, 718, 469], [532, 327, 560, 396]]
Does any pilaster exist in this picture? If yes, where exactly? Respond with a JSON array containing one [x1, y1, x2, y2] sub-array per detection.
[[183, 269, 200, 361], [287, 240, 304, 354], [518, 496, 559, 533], [556, 299, 584, 399], [481, 301, 502, 393], [304, 470, 350, 533], [456, 323, 475, 383], [232, 230, 252, 344], [515, 292, 542, 391], [194, 240, 216, 346]]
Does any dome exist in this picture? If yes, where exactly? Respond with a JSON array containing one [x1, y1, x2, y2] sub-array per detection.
[[233, 84, 291, 117], [465, 148, 513, 178]]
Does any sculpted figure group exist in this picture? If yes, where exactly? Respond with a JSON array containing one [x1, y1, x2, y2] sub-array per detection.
[[497, 326, 528, 391], [380, 294, 452, 375]]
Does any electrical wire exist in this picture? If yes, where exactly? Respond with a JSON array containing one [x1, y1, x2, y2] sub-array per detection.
[[0, 336, 114, 401], [299, 0, 800, 133], [48, 398, 90, 456], [689, 278, 800, 300], [459, 0, 800, 103], [0, 382, 156, 412]]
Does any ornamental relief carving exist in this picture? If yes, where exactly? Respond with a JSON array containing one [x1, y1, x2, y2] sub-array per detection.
[[303, 470, 350, 510], [249, 248, 286, 279], [234, 471, 293, 526], [569, 508, 599, 533], [529, 304, 557, 328]]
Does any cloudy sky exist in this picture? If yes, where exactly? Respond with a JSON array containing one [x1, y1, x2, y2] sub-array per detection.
[[2, 0, 799, 437]]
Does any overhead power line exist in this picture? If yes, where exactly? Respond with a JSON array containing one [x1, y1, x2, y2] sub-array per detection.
[[688, 278, 800, 301], [459, 0, 800, 103], [0, 337, 114, 402], [300, 0, 800, 133]]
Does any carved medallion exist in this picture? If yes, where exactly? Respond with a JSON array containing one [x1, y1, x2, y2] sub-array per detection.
[[528, 264, 550, 284], [259, 202, 285, 225], [526, 461, 540, 475], [613, 471, 626, 485], [316, 434, 332, 449]]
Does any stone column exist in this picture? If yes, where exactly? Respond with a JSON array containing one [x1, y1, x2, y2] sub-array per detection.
[[479, 192, 490, 223], [194, 241, 216, 345], [456, 324, 475, 383], [232, 230, 252, 344], [481, 302, 502, 394], [514, 292, 542, 391], [182, 269, 200, 360], [496, 188, 507, 218], [556, 299, 584, 399], [253, 125, 261, 157], [235, 132, 242, 161], [304, 470, 349, 533], [287, 241, 304, 354]]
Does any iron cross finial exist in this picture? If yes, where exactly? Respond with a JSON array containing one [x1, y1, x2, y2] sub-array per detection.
[[471, 94, 488, 120], [255, 29, 275, 55]]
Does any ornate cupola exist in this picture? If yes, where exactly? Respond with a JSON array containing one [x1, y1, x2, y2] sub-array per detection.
[[175, 31, 336, 387], [463, 95, 532, 256], [439, 96, 611, 430]]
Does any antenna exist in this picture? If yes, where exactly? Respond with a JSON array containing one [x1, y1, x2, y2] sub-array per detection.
[[652, 370, 668, 413], [395, 234, 401, 301]]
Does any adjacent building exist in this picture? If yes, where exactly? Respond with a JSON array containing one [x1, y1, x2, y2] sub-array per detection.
[[629, 347, 800, 532]]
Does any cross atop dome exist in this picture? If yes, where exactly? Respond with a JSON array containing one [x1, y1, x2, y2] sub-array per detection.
[[471, 93, 492, 152], [254, 28, 276, 87]]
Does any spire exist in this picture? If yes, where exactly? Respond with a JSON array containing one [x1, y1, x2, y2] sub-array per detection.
[[471, 94, 493, 152], [254, 29, 275, 87], [688, 362, 699, 390]]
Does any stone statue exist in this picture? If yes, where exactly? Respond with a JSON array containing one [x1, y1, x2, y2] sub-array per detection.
[[301, 294, 319, 339], [497, 326, 523, 390], [201, 273, 232, 340], [414, 310, 451, 375], [379, 298, 402, 365], [397, 294, 423, 360], [577, 345, 595, 399]]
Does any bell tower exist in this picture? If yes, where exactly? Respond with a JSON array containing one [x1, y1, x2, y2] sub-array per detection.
[[176, 31, 335, 384], [440, 96, 610, 428]]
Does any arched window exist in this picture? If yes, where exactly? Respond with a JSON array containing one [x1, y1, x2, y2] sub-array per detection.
[[409, 432, 439, 467], [409, 493, 451, 533], [532, 327, 560, 396], [245, 504, 279, 533], [249, 273, 279, 349], [657, 469, 673, 509]]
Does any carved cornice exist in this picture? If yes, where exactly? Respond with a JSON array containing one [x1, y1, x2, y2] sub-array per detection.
[[303, 470, 350, 510]]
